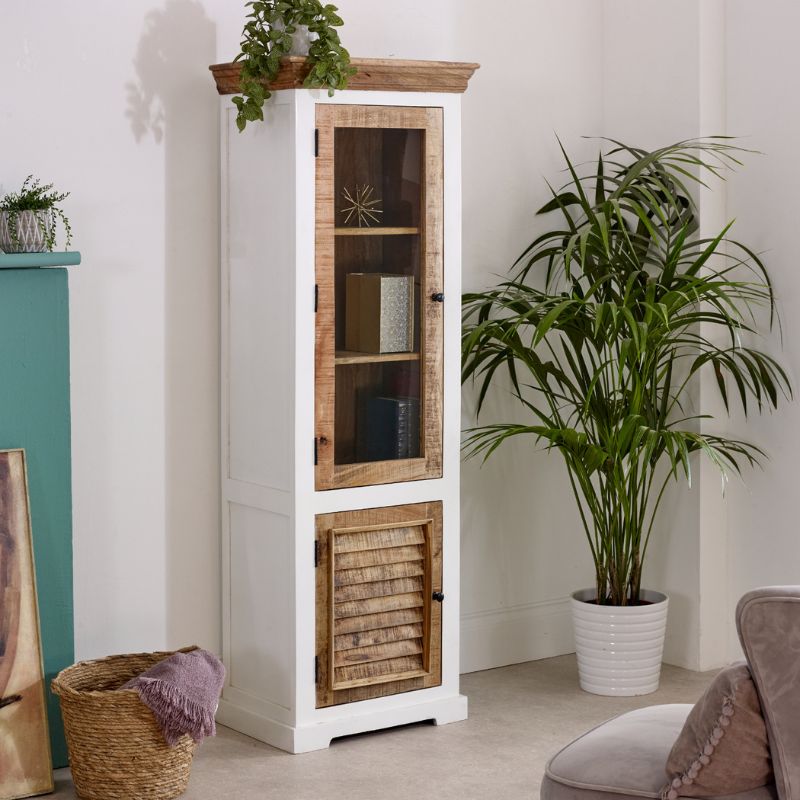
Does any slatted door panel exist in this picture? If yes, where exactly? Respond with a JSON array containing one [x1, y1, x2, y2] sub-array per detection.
[[316, 502, 442, 708]]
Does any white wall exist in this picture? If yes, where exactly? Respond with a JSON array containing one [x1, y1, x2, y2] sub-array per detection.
[[598, 0, 800, 669], [600, 0, 706, 671], [601, 0, 734, 671], [724, 0, 800, 661], [8, 0, 782, 674], [457, 0, 740, 672], [1, 0, 222, 658], [1, 0, 606, 668], [456, 1, 605, 671]]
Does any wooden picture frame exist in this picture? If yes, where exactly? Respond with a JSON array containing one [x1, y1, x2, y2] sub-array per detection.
[[0, 449, 53, 800]]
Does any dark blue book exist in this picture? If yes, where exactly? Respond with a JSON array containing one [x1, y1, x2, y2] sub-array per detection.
[[358, 396, 420, 462]]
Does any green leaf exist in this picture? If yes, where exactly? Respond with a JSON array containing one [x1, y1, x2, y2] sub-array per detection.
[[461, 135, 791, 605], [232, 0, 354, 131]]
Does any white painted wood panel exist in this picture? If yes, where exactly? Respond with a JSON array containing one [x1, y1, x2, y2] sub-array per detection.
[[222, 88, 467, 751], [228, 502, 293, 710], [225, 101, 295, 492]]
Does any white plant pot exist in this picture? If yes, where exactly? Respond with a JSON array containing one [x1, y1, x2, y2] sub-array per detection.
[[571, 588, 668, 696], [272, 21, 317, 56], [0, 209, 51, 253], [288, 24, 316, 56]]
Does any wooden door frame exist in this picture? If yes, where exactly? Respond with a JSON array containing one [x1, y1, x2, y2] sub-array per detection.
[[314, 105, 444, 490], [315, 501, 443, 708]]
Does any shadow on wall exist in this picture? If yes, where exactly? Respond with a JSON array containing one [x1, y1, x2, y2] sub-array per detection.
[[127, 1, 221, 652]]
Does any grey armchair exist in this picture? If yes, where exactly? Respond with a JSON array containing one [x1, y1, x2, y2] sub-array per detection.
[[541, 587, 800, 800]]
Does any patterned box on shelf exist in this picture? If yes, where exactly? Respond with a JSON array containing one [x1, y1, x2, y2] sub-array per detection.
[[345, 272, 414, 353]]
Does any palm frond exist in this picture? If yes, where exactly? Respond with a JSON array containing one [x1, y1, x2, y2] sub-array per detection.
[[462, 137, 791, 605]]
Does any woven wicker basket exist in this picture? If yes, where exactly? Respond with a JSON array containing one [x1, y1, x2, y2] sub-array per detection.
[[52, 649, 198, 800]]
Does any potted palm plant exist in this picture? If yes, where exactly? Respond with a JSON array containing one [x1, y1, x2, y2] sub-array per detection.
[[462, 138, 791, 696]]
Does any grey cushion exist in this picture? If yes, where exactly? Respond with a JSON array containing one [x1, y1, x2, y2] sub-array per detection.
[[664, 664, 771, 799], [543, 703, 778, 800], [546, 705, 693, 797]]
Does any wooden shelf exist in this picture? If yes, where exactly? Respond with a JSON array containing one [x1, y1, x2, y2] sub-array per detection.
[[335, 350, 421, 366], [210, 57, 480, 96], [334, 227, 419, 237]]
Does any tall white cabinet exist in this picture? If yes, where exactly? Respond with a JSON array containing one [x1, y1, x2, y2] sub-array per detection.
[[211, 57, 478, 753]]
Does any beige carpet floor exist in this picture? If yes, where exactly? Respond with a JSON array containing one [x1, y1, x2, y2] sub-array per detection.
[[53, 654, 714, 800]]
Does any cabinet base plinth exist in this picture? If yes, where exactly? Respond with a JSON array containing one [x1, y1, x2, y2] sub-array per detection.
[[216, 694, 468, 754]]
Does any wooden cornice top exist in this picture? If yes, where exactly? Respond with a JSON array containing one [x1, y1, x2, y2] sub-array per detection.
[[209, 57, 479, 95]]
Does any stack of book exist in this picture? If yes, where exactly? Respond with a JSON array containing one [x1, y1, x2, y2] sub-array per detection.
[[358, 396, 420, 461]]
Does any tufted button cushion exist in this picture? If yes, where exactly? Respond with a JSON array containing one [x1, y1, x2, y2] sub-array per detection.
[[663, 664, 771, 799]]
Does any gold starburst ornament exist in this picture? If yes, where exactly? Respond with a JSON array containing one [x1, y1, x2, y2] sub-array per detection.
[[341, 184, 383, 227]]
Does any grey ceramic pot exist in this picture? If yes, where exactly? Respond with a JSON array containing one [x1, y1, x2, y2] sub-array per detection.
[[0, 210, 51, 253]]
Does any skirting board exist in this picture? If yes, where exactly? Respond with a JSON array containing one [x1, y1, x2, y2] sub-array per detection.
[[460, 597, 574, 673], [217, 694, 468, 754]]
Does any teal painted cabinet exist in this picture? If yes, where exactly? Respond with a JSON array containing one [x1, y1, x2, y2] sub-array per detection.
[[0, 268, 74, 767]]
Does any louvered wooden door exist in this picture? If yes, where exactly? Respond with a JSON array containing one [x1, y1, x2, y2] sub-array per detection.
[[315, 502, 443, 707]]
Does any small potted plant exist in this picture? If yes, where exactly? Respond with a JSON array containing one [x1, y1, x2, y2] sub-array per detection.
[[0, 175, 72, 254], [232, 0, 356, 132], [461, 138, 791, 696]]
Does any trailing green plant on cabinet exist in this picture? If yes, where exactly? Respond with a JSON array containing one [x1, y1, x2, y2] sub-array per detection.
[[210, 55, 478, 752]]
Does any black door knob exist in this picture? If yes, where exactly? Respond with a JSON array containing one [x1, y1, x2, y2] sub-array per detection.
[[431, 292, 444, 303], [432, 591, 445, 602]]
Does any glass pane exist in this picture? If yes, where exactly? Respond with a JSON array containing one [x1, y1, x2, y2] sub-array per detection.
[[333, 127, 423, 465]]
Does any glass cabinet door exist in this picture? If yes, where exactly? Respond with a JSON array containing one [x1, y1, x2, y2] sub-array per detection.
[[315, 105, 444, 490]]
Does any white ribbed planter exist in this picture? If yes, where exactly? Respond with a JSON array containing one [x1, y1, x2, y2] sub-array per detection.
[[571, 588, 668, 697]]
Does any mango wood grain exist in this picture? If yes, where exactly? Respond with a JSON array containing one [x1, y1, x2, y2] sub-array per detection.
[[333, 606, 423, 636], [334, 350, 420, 366], [333, 523, 425, 552], [334, 560, 424, 587], [334, 227, 419, 236], [335, 660, 426, 687], [336, 676, 426, 703], [315, 502, 443, 708], [334, 575, 424, 603], [334, 592, 423, 620], [334, 544, 424, 570], [315, 105, 443, 490], [210, 57, 479, 95], [334, 623, 424, 652], [315, 527, 332, 702], [315, 103, 336, 489], [334, 638, 423, 667]]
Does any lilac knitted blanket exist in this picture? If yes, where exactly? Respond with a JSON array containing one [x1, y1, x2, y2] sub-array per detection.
[[123, 649, 225, 746]]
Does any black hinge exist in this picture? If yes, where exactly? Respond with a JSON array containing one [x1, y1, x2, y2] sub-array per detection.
[[314, 436, 318, 465], [314, 655, 320, 685], [314, 283, 319, 312], [314, 539, 320, 567], [314, 128, 319, 157]]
